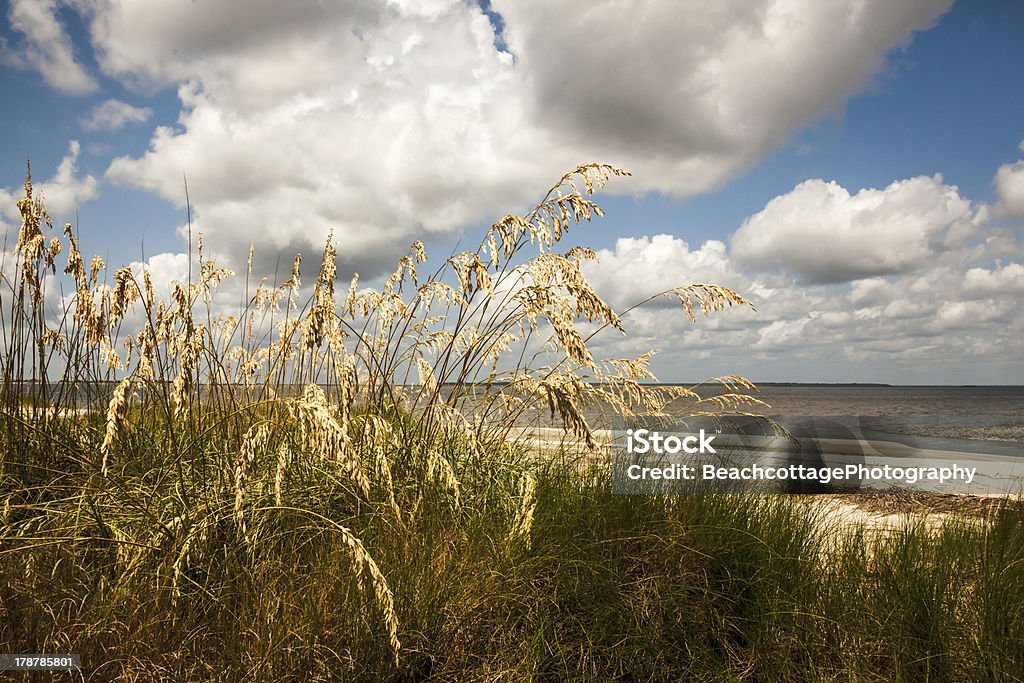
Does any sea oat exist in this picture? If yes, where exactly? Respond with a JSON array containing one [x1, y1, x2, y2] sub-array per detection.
[[290, 383, 369, 497], [426, 449, 461, 510], [110, 266, 140, 322], [100, 377, 133, 476], [508, 471, 537, 546], [416, 357, 438, 395], [333, 523, 401, 664], [273, 443, 290, 507], [235, 423, 271, 543], [354, 414, 402, 519], [303, 237, 338, 348], [281, 254, 302, 291]]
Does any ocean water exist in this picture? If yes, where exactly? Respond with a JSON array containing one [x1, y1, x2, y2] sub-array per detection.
[[614, 386, 1024, 494], [728, 385, 1024, 419], [678, 384, 1024, 452]]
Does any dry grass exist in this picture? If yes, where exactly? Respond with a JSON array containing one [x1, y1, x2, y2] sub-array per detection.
[[5, 163, 1020, 680], [0, 163, 763, 678]]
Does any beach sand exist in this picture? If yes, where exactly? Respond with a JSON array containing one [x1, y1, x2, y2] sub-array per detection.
[[512, 425, 1022, 534]]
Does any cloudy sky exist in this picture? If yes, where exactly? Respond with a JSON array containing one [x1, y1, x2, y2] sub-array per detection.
[[1, 0, 1023, 384]]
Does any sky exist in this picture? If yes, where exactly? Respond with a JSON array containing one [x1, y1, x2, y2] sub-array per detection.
[[0, 0, 1023, 385]]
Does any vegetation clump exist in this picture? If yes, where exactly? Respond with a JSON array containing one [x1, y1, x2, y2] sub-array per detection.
[[1, 165, 1022, 680]]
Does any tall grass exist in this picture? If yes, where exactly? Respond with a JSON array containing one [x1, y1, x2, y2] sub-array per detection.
[[1, 164, 1023, 680]]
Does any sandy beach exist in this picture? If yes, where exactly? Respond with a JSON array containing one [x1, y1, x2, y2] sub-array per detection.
[[512, 422, 1024, 535]]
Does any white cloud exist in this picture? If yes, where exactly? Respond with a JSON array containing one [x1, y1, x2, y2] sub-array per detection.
[[4, 0, 98, 94], [577, 170, 1024, 383], [963, 262, 1024, 297], [72, 0, 952, 275], [80, 98, 153, 131], [731, 176, 973, 283], [99, 1, 531, 273], [0, 187, 23, 234], [931, 299, 1013, 331], [994, 159, 1024, 218], [756, 318, 811, 349], [0, 142, 99, 236], [583, 235, 743, 310], [36, 141, 100, 219], [128, 251, 190, 297], [496, 0, 951, 189]]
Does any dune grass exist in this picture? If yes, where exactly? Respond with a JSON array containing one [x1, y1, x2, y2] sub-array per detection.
[[2, 164, 1023, 680], [4, 445, 1024, 681]]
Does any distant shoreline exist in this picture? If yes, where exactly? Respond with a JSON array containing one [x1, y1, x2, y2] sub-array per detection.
[[651, 382, 1024, 388], [6, 380, 1023, 389]]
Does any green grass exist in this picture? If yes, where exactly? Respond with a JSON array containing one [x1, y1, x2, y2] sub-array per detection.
[[3, 424, 1024, 681], [3, 163, 1023, 680]]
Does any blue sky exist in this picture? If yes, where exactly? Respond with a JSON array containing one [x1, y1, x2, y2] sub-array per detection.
[[1, 0, 1023, 384]]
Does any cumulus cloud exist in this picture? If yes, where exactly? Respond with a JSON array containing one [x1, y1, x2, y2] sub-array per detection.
[[583, 235, 744, 310], [127, 251, 190, 298], [4, 0, 98, 94], [963, 262, 1024, 297], [0, 141, 99, 235], [578, 171, 1024, 383], [99, 0, 531, 273], [731, 176, 974, 283], [931, 298, 1014, 331], [0, 145, 99, 307], [19, 0, 1016, 382], [68, 0, 952, 275], [994, 158, 1024, 219], [496, 0, 951, 187], [755, 318, 811, 350], [80, 98, 153, 131], [36, 141, 100, 218], [0, 188, 23, 235]]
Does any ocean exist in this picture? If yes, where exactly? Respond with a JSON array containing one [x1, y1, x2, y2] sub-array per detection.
[[731, 384, 1024, 419]]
